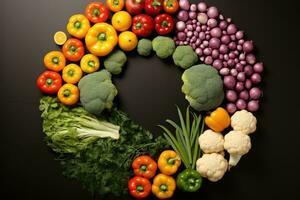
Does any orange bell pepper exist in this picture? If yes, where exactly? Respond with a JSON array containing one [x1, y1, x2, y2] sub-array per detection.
[[205, 107, 231, 132]]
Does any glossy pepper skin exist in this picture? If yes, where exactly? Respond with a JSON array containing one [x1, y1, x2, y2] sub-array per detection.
[[62, 38, 85, 62], [205, 107, 231, 132], [67, 14, 90, 39], [57, 83, 79, 106], [62, 64, 83, 84], [85, 23, 118, 57], [152, 174, 176, 199], [80, 54, 100, 73], [154, 14, 174, 35], [163, 0, 179, 14], [125, 0, 144, 15], [36, 71, 62, 94], [85, 2, 109, 23], [132, 155, 157, 179], [176, 169, 202, 192], [145, 0, 163, 16], [132, 14, 154, 37], [128, 176, 151, 199], [106, 0, 125, 12], [158, 150, 181, 175], [43, 51, 66, 72]]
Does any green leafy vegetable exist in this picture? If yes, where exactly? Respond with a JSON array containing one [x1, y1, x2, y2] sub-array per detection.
[[40, 96, 168, 197]]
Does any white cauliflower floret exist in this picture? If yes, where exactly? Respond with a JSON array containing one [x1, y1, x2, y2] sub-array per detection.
[[196, 153, 228, 182], [231, 110, 257, 134], [199, 129, 224, 153], [224, 130, 251, 168]]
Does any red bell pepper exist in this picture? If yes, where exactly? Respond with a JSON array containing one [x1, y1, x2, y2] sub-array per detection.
[[36, 71, 62, 94], [128, 176, 151, 199], [144, 0, 163, 16], [163, 0, 179, 14], [132, 155, 157, 179], [132, 14, 154, 37], [125, 0, 144, 15], [85, 2, 109, 23], [154, 13, 174, 35], [62, 38, 85, 62]]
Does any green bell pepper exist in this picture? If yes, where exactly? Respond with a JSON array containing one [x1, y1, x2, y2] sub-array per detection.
[[176, 169, 202, 192]]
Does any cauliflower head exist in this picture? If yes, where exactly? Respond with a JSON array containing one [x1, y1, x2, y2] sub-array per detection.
[[231, 110, 257, 134], [199, 129, 224, 154], [137, 39, 152, 56], [152, 36, 175, 59], [104, 49, 127, 75], [78, 70, 118, 115], [224, 130, 251, 168], [196, 153, 228, 182], [172, 45, 198, 69], [182, 64, 224, 111]]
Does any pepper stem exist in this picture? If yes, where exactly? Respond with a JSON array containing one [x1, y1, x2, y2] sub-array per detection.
[[46, 78, 53, 86], [69, 46, 77, 54], [159, 184, 168, 192], [152, 0, 161, 7], [140, 165, 147, 172], [113, 0, 119, 6], [136, 185, 144, 192], [63, 89, 71, 97], [67, 69, 75, 77], [161, 20, 169, 28], [92, 8, 100, 17], [88, 60, 95, 68], [74, 21, 81, 29], [52, 57, 59, 64], [98, 32, 107, 41], [135, 22, 142, 30]]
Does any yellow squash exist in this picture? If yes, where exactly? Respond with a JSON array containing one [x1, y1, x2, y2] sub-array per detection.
[[85, 23, 118, 56]]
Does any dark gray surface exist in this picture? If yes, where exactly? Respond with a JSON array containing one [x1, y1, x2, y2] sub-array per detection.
[[0, 0, 299, 199]]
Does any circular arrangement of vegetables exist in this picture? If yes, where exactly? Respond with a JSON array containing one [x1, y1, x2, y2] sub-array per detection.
[[37, 0, 263, 199]]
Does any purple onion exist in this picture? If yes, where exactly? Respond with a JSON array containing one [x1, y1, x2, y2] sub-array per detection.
[[246, 54, 256, 65], [220, 68, 230, 76], [207, 19, 218, 28], [240, 60, 246, 65], [184, 28, 188, 33], [193, 31, 198, 36], [253, 62, 264, 73], [179, 41, 184, 45], [197, 2, 207, 12], [244, 65, 254, 76], [224, 75, 236, 89], [227, 18, 232, 23], [249, 87, 262, 99], [251, 73, 262, 84], [213, 59, 223, 70], [235, 82, 244, 92], [219, 44, 229, 54], [195, 48, 202, 56], [203, 48, 212, 55], [200, 56, 205, 61], [226, 90, 238, 102], [191, 43, 196, 49], [205, 56, 213, 64], [236, 63, 244, 72], [175, 41, 180, 45], [189, 11, 197, 19], [226, 103, 237, 114], [221, 35, 230, 44], [229, 52, 236, 59], [199, 32, 205, 40], [224, 54, 229, 61], [186, 24, 193, 31], [245, 79, 252, 89], [205, 34, 211, 40], [195, 39, 201, 46], [201, 25, 207, 31], [228, 42, 237, 50], [195, 26, 201, 32], [237, 72, 246, 82], [230, 68, 238, 76], [236, 99, 247, 110], [247, 100, 259, 112], [179, 0, 190, 10], [235, 31, 244, 40], [219, 54, 224, 60], [234, 58, 239, 64], [197, 13, 208, 24], [223, 61, 228, 67], [237, 45, 243, 51], [186, 38, 190, 42], [192, 19, 197, 24], [243, 41, 254, 53], [190, 4, 197, 11], [227, 24, 237, 34], [228, 59, 235, 68], [177, 10, 189, 21], [219, 21, 228, 30], [210, 27, 222, 38], [219, 14, 224, 20], [230, 35, 236, 41], [209, 38, 221, 49], [203, 40, 209, 47], [177, 32, 186, 41], [207, 7, 219, 18], [176, 21, 186, 31], [238, 39, 245, 45], [212, 49, 220, 58]]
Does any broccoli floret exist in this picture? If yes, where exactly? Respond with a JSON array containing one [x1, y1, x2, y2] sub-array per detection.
[[78, 70, 118, 115], [104, 50, 127, 75], [152, 36, 175, 59], [182, 64, 224, 111], [137, 39, 152, 56], [173, 46, 198, 69]]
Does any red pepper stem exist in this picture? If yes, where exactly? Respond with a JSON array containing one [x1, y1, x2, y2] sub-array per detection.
[[136, 185, 144, 192], [135, 22, 142, 29], [161, 20, 169, 28], [46, 78, 53, 86], [92, 8, 100, 17], [152, 0, 161, 7]]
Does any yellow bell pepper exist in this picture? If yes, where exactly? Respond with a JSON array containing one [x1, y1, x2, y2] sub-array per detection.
[[80, 54, 100, 73], [158, 150, 181, 175], [62, 64, 83, 84], [43, 51, 66, 72], [152, 174, 176, 199], [205, 107, 231, 132], [57, 84, 79, 106], [85, 23, 118, 57], [67, 14, 90, 39]]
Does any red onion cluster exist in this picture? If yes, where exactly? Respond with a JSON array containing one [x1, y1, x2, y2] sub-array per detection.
[[174, 0, 264, 114]]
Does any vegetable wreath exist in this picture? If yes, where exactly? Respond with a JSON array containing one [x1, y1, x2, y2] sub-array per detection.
[[37, 0, 263, 199]]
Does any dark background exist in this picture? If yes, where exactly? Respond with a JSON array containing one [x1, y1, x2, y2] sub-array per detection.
[[1, 0, 299, 199]]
